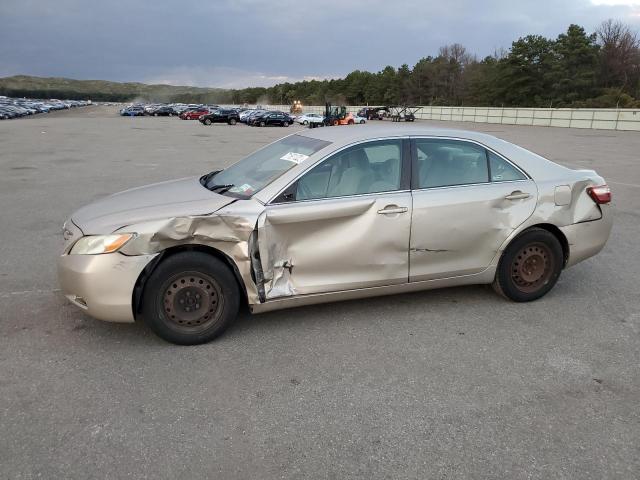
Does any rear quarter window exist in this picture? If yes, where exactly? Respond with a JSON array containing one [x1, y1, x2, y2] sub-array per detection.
[[488, 151, 527, 182]]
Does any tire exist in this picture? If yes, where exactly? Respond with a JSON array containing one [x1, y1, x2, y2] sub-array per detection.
[[492, 228, 563, 302], [347, 120, 354, 125], [259, 121, 266, 127], [282, 121, 289, 127], [204, 118, 212, 126], [154, 113, 158, 117], [302, 120, 308, 125], [142, 252, 241, 345], [229, 118, 237, 125], [359, 120, 365, 124]]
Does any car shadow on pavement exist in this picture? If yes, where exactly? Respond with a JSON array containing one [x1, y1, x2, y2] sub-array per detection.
[[51, 284, 494, 347], [51, 279, 573, 347], [226, 284, 499, 337]]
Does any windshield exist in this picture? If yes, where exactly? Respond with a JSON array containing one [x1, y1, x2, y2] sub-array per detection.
[[204, 134, 331, 198]]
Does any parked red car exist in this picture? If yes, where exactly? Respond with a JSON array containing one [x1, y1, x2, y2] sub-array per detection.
[[180, 108, 209, 120]]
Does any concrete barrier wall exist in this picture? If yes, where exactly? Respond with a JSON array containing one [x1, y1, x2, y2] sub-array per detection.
[[261, 105, 640, 132]]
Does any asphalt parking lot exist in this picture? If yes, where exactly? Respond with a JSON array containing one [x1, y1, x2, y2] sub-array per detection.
[[1, 106, 639, 479]]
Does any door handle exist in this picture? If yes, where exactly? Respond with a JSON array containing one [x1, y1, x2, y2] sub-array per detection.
[[377, 205, 408, 215], [504, 191, 531, 200]]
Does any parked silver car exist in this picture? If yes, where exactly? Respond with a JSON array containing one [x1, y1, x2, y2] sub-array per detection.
[[295, 113, 325, 125], [58, 125, 612, 344]]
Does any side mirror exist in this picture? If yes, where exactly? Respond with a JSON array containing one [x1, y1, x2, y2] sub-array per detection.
[[273, 182, 297, 204]]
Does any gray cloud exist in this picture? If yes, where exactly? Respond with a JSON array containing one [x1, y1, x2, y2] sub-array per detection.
[[1, 0, 639, 87]]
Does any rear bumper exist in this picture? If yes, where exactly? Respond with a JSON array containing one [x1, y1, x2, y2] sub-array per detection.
[[57, 252, 158, 323], [560, 206, 613, 268]]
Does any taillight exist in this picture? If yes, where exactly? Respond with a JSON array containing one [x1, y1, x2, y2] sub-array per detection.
[[587, 184, 611, 204]]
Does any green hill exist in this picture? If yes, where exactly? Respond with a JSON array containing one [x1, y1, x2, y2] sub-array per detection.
[[0, 75, 236, 103]]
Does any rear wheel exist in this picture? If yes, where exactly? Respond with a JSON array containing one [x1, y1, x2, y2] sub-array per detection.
[[142, 252, 240, 345], [203, 118, 212, 125], [228, 118, 237, 125], [282, 121, 289, 127], [493, 228, 563, 302], [302, 120, 308, 125], [259, 121, 266, 127]]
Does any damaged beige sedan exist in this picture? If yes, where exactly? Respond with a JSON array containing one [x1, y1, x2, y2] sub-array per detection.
[[58, 125, 612, 344]]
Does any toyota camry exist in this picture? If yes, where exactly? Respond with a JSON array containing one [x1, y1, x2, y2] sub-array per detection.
[[58, 125, 612, 345]]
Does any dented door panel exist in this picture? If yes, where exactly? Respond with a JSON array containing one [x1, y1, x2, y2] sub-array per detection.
[[258, 192, 412, 299], [409, 181, 537, 281]]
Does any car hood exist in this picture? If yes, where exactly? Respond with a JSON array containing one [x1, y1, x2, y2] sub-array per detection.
[[71, 176, 236, 234]]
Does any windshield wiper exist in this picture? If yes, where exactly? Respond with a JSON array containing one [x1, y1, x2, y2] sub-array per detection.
[[200, 171, 235, 193], [200, 170, 221, 186]]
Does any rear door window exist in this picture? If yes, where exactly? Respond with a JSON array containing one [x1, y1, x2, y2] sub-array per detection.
[[415, 139, 489, 188]]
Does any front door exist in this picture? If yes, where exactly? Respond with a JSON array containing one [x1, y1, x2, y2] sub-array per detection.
[[409, 137, 538, 281], [258, 138, 412, 299]]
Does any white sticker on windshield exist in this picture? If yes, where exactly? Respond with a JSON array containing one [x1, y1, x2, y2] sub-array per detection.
[[229, 183, 254, 194], [280, 152, 309, 164]]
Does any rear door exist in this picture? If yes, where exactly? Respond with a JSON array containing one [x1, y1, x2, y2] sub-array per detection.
[[409, 137, 537, 281], [258, 138, 412, 299]]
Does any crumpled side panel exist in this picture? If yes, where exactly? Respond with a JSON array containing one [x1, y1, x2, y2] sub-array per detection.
[[119, 212, 261, 305], [256, 211, 296, 299], [532, 176, 604, 227], [488, 170, 609, 269]]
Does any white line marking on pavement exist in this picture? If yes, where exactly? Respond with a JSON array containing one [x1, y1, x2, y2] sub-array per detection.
[[0, 289, 61, 298], [608, 181, 640, 188]]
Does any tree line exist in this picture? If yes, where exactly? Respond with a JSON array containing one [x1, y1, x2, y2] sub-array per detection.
[[232, 20, 640, 108], [2, 20, 638, 108]]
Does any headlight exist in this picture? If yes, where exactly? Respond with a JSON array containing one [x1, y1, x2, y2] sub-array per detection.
[[70, 233, 135, 255]]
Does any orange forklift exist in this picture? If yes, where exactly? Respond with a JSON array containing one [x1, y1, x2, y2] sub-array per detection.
[[309, 103, 354, 127]]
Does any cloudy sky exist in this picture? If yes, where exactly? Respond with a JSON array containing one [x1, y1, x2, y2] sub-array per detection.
[[1, 0, 639, 88]]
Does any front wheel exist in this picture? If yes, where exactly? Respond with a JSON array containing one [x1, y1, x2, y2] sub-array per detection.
[[282, 121, 289, 127], [359, 120, 365, 124], [259, 121, 266, 127], [302, 120, 308, 125], [203, 118, 212, 125], [228, 118, 237, 125], [493, 228, 563, 302], [142, 252, 240, 345]]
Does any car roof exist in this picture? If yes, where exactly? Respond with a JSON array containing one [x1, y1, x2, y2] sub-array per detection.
[[293, 124, 570, 182], [297, 123, 499, 145]]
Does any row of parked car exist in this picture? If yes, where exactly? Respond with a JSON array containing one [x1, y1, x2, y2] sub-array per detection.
[[119, 103, 216, 117], [118, 103, 370, 128], [119, 103, 298, 127], [0, 96, 91, 120]]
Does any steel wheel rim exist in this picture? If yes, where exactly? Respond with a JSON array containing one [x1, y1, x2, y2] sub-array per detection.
[[160, 271, 224, 333], [511, 242, 554, 293]]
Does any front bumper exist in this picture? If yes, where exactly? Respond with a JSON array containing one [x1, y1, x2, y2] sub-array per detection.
[[57, 252, 158, 323]]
